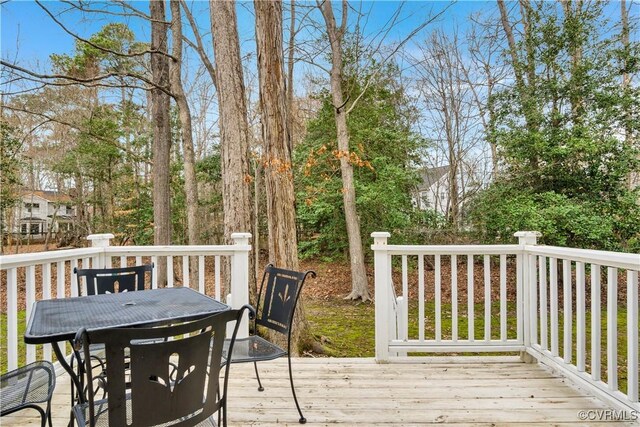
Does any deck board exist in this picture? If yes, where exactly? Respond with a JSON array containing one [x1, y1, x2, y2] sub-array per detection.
[[2, 357, 632, 426]]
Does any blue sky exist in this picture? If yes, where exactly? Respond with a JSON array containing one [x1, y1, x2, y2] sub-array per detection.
[[1, 1, 493, 70]]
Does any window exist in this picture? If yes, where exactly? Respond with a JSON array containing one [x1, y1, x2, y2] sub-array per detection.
[[25, 202, 40, 212], [21, 223, 41, 235], [419, 192, 430, 209]]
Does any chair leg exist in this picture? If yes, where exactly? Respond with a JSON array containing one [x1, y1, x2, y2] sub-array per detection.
[[69, 356, 76, 408], [46, 401, 53, 427], [287, 353, 306, 424], [33, 406, 46, 427], [253, 361, 264, 392], [222, 400, 228, 427]]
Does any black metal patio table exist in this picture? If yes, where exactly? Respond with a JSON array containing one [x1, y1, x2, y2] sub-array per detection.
[[24, 287, 230, 421]]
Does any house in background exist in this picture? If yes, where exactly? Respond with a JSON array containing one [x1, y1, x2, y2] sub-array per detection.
[[414, 165, 450, 216], [9, 191, 76, 238]]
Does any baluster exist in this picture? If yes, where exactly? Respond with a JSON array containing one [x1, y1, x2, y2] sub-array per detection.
[[198, 256, 205, 294], [500, 254, 507, 342], [576, 262, 586, 371], [467, 255, 474, 341], [7, 268, 18, 371], [57, 261, 65, 299], [26, 265, 36, 363], [401, 255, 408, 341], [563, 260, 572, 363], [451, 255, 458, 341], [538, 256, 549, 350], [529, 254, 538, 345], [516, 252, 523, 343], [484, 255, 491, 341], [183, 256, 190, 288], [167, 256, 174, 287], [215, 256, 221, 300], [550, 258, 559, 356], [539, 256, 547, 350], [606, 267, 617, 390], [418, 255, 425, 342], [591, 264, 601, 381], [152, 256, 158, 289], [627, 270, 639, 401], [42, 263, 52, 361], [435, 254, 441, 342]]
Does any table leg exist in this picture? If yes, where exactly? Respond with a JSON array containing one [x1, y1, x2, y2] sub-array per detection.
[[52, 340, 86, 427]]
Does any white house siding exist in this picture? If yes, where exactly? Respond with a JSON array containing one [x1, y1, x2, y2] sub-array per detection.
[[9, 192, 75, 237]]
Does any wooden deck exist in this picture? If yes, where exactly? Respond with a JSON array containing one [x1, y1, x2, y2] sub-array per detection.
[[2, 357, 631, 426]]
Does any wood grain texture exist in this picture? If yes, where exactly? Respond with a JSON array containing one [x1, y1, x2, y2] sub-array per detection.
[[2, 357, 629, 426]]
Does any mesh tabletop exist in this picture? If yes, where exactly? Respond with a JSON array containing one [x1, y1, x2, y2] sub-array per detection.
[[25, 288, 229, 344]]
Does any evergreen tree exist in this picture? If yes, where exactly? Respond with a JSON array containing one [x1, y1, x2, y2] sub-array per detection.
[[295, 61, 426, 259], [471, 2, 640, 251]]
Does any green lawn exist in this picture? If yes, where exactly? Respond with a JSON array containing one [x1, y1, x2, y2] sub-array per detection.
[[1, 312, 60, 374], [306, 298, 632, 393], [1, 312, 28, 373]]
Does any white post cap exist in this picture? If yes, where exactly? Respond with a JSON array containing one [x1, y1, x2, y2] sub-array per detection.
[[514, 231, 541, 245], [230, 232, 252, 247], [371, 232, 391, 245], [86, 233, 115, 247]]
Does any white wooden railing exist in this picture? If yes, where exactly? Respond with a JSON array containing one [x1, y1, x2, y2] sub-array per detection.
[[372, 231, 639, 413], [0, 232, 251, 373]]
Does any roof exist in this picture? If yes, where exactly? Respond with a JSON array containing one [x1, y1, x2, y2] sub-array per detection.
[[21, 190, 72, 203], [417, 166, 449, 191], [19, 216, 47, 221]]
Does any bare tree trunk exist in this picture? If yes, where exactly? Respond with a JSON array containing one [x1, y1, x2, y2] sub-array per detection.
[[254, 159, 262, 283], [170, 0, 199, 285], [286, 0, 296, 154], [620, 0, 637, 189], [255, 0, 309, 354], [497, 0, 527, 97], [210, 0, 255, 298], [497, 0, 539, 172], [319, 0, 370, 302], [43, 206, 59, 250], [562, 0, 585, 125], [463, 19, 504, 180], [254, 0, 298, 270], [151, 0, 172, 286]]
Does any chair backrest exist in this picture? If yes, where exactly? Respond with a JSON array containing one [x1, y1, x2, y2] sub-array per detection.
[[255, 264, 316, 336], [74, 264, 153, 296], [0, 360, 56, 414], [76, 306, 250, 427]]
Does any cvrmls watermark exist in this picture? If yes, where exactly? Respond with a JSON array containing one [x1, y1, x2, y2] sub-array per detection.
[[577, 409, 639, 422]]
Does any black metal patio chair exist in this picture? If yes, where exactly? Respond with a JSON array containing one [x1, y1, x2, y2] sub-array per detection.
[[71, 264, 154, 399], [74, 264, 153, 296], [0, 360, 56, 427], [223, 264, 316, 424], [72, 305, 252, 427]]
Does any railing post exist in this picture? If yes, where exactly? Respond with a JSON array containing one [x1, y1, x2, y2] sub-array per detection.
[[372, 232, 391, 362], [87, 233, 114, 269], [230, 232, 251, 338], [514, 231, 540, 363]]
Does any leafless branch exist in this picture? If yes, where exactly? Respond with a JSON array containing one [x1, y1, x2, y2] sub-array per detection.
[[36, 1, 177, 62], [3, 103, 150, 163], [180, 0, 217, 87], [1, 60, 172, 96], [345, 6, 449, 115]]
